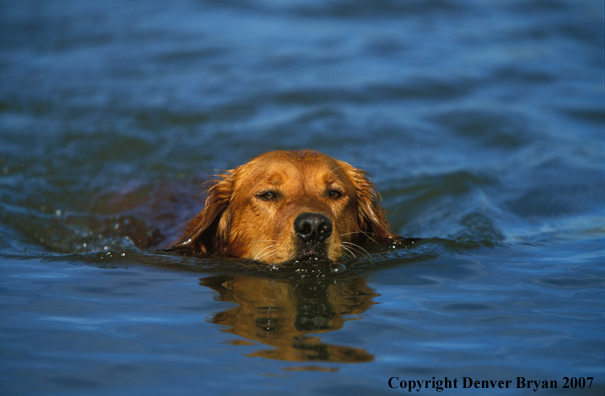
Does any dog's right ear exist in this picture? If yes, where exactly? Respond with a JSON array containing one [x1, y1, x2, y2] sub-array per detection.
[[171, 173, 232, 254]]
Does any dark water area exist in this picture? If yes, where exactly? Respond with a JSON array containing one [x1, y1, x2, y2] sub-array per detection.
[[1, 0, 603, 395]]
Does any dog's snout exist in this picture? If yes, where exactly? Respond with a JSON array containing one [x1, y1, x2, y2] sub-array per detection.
[[294, 213, 332, 243]]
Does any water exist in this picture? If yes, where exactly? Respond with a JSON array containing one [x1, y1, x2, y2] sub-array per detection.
[[1, 0, 603, 395]]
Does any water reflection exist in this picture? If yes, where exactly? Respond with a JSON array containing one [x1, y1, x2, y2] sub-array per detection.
[[200, 274, 377, 363]]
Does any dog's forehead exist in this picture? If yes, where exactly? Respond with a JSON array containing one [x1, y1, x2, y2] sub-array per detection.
[[241, 150, 348, 186], [256, 149, 332, 164]]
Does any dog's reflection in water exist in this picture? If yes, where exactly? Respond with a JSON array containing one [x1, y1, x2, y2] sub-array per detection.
[[201, 274, 377, 363]]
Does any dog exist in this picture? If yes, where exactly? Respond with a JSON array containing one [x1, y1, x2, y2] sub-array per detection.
[[172, 149, 414, 264]]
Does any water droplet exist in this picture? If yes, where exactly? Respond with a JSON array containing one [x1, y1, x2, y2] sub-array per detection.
[[330, 263, 346, 273]]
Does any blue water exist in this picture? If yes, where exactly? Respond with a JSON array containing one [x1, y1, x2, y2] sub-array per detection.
[[1, 0, 603, 395]]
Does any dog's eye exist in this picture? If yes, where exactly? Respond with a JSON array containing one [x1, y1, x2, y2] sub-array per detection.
[[257, 191, 277, 201], [328, 190, 343, 199]]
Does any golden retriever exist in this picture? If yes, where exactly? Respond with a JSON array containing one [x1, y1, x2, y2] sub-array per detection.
[[172, 149, 413, 264]]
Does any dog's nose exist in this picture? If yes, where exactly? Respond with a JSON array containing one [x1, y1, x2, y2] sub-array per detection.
[[294, 213, 332, 243]]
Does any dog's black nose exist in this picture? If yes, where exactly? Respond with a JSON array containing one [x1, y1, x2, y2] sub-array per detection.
[[294, 213, 332, 243]]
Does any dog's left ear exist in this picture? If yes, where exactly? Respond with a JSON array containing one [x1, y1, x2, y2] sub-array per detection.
[[346, 166, 404, 244]]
